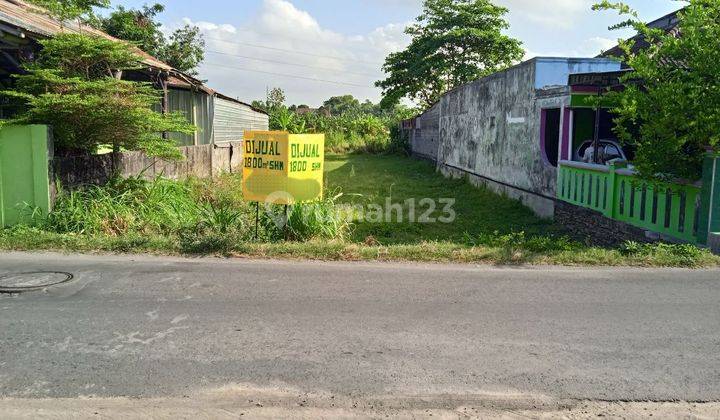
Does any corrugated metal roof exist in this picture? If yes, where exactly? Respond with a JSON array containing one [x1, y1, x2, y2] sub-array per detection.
[[215, 92, 268, 115]]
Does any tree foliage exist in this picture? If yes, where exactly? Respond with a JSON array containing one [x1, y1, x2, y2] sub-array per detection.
[[594, 0, 720, 181], [267, 87, 286, 110], [252, 87, 287, 113], [322, 95, 361, 116], [0, 34, 194, 158], [93, 3, 205, 76], [251, 89, 416, 153], [160, 25, 205, 76], [376, 0, 524, 109], [27, 0, 109, 21], [91, 3, 166, 56]]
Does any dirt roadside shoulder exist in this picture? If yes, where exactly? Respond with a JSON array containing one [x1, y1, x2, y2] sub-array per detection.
[[1, 396, 718, 419]]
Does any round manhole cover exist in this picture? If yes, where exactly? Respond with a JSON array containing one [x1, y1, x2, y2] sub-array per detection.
[[0, 272, 74, 293]]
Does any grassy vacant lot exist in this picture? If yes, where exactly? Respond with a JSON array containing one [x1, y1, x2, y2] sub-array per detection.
[[325, 154, 562, 244], [1, 153, 717, 267]]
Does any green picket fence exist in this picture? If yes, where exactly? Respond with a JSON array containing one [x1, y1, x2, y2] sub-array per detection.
[[557, 160, 703, 244]]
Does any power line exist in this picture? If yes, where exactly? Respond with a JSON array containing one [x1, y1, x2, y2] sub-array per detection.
[[205, 50, 381, 77], [205, 25, 388, 57], [204, 36, 384, 66], [202, 61, 372, 88]]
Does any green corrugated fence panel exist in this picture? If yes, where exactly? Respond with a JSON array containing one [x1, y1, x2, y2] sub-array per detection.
[[0, 125, 51, 227]]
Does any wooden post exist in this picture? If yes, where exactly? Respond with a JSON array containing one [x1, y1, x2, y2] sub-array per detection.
[[284, 205, 289, 241], [592, 92, 602, 164], [255, 202, 260, 240], [159, 72, 169, 140], [192, 88, 199, 146]]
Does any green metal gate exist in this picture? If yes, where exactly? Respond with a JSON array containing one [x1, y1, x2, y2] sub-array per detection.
[[0, 125, 52, 227]]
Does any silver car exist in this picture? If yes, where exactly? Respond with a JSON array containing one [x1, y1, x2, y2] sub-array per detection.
[[574, 139, 629, 165]]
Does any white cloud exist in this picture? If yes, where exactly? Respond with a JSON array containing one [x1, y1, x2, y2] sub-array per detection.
[[375, 0, 595, 29], [524, 36, 618, 59], [174, 0, 411, 107], [171, 0, 612, 106], [498, 0, 594, 29], [584, 36, 619, 53]]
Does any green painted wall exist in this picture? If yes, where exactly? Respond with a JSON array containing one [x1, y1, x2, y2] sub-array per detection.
[[0, 125, 52, 227], [698, 154, 720, 244], [572, 109, 595, 154]]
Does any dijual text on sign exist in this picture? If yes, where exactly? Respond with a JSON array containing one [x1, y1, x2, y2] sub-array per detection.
[[242, 131, 325, 204]]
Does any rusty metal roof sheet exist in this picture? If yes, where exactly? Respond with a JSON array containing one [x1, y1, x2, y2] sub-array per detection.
[[600, 9, 682, 60], [0, 0, 264, 113], [0, 0, 173, 71]]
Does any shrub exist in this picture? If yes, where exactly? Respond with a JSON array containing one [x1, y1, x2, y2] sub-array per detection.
[[619, 241, 710, 268], [388, 124, 410, 155], [35, 174, 352, 252], [43, 176, 201, 235], [0, 33, 194, 158], [467, 230, 577, 262], [261, 192, 352, 242], [267, 106, 397, 154], [594, 1, 720, 181]]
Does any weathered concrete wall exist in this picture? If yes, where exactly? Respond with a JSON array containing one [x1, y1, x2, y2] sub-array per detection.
[[435, 57, 621, 218], [438, 164, 558, 220], [54, 142, 243, 188], [409, 102, 440, 162], [436, 59, 562, 218]]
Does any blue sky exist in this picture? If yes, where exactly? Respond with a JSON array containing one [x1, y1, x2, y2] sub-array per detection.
[[111, 0, 681, 106]]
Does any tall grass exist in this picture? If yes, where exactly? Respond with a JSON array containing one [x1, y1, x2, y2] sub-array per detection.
[[281, 192, 351, 241], [38, 174, 351, 253], [45, 176, 201, 235]]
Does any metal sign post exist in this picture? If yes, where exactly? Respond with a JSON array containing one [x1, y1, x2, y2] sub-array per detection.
[[242, 131, 325, 241]]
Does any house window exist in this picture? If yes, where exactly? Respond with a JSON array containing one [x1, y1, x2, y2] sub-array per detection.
[[542, 108, 561, 167]]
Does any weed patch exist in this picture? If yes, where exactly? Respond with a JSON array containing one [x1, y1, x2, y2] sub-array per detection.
[[1, 154, 717, 268]]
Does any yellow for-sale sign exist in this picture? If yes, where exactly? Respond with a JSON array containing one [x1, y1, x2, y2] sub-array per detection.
[[242, 131, 324, 204]]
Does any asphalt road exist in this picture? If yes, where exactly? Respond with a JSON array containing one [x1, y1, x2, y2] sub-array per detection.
[[1, 252, 719, 408]]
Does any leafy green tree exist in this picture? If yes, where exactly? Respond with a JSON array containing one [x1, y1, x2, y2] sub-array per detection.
[[251, 100, 267, 113], [93, 3, 205, 76], [27, 0, 109, 20], [594, 1, 720, 181], [92, 3, 166, 56], [359, 100, 379, 116], [322, 95, 361, 116], [376, 0, 524, 108], [0, 34, 194, 158], [159, 25, 206, 76], [264, 87, 286, 111]]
